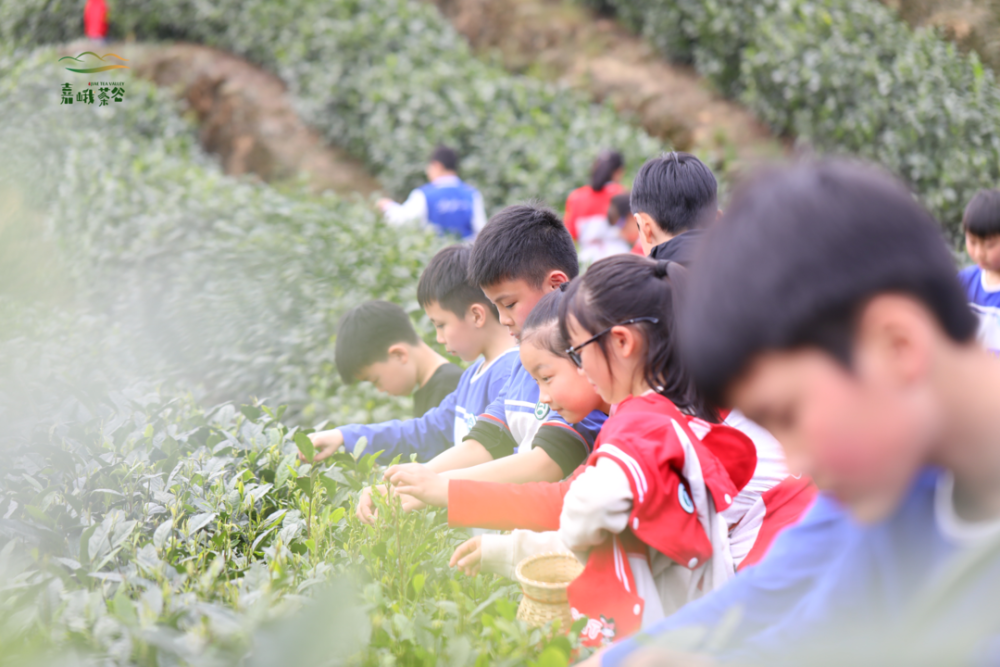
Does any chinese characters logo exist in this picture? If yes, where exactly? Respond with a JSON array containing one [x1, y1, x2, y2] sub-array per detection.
[[58, 52, 129, 106]]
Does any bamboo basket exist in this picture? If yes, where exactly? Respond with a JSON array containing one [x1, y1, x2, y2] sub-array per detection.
[[514, 552, 584, 628]]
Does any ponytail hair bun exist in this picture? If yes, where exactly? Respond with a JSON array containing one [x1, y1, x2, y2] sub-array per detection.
[[590, 150, 625, 192]]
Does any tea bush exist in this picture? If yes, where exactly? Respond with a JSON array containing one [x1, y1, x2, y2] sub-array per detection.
[[0, 0, 662, 213], [1, 47, 447, 427], [583, 0, 1000, 244], [0, 309, 583, 665], [0, 50, 589, 665]]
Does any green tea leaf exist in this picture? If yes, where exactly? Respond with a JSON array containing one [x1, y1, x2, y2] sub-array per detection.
[[350, 436, 368, 462], [294, 431, 315, 463]]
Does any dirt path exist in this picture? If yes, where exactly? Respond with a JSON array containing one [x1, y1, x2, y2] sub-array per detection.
[[431, 0, 786, 170], [67, 41, 382, 197]]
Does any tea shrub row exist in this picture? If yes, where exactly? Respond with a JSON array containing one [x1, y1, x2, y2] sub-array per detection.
[[1, 46, 447, 428], [0, 50, 586, 666], [0, 0, 662, 213], [583, 0, 1000, 243]]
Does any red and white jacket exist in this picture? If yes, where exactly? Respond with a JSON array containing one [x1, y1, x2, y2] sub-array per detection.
[[447, 398, 817, 644], [560, 393, 752, 643]]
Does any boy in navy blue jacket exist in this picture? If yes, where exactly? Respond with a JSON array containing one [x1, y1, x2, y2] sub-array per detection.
[[308, 245, 516, 465], [660, 160, 1000, 665]]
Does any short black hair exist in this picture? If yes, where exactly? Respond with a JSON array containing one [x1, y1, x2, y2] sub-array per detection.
[[417, 244, 499, 319], [430, 144, 459, 172], [631, 152, 717, 235], [679, 159, 978, 406], [609, 192, 631, 221], [335, 300, 420, 383], [469, 203, 579, 289], [963, 189, 1000, 238]]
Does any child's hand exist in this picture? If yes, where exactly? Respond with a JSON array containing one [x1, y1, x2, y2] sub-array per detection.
[[356, 484, 387, 525], [449, 535, 483, 576], [302, 429, 345, 463], [383, 463, 449, 508], [356, 484, 425, 523]]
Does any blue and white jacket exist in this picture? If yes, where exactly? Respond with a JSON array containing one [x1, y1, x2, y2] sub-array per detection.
[[340, 347, 518, 464]]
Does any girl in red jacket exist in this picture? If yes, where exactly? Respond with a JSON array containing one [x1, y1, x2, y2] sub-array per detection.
[[565, 150, 626, 243]]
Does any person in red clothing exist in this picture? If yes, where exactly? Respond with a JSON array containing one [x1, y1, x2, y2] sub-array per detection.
[[84, 0, 108, 42], [390, 255, 814, 645], [563, 150, 625, 250]]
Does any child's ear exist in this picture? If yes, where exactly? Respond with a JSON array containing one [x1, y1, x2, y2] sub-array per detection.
[[544, 269, 571, 291], [467, 303, 487, 327], [387, 343, 410, 365], [635, 212, 657, 245], [609, 326, 640, 360]]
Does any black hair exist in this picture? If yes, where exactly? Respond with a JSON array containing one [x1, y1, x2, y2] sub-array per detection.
[[630, 152, 717, 235], [521, 284, 570, 358], [679, 159, 978, 406], [430, 144, 459, 172], [469, 203, 579, 289], [963, 189, 1000, 238], [417, 244, 499, 319], [559, 254, 718, 422], [335, 300, 420, 383], [591, 150, 625, 192], [609, 192, 632, 221]]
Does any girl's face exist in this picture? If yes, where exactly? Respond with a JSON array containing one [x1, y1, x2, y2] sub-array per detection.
[[565, 314, 644, 405], [521, 335, 606, 423]]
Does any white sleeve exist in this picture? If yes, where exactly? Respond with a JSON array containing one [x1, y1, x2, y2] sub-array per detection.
[[382, 189, 428, 227], [471, 190, 487, 237], [480, 530, 572, 580], [558, 458, 634, 554]]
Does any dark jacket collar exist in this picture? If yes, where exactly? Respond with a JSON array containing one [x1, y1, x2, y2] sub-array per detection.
[[647, 228, 704, 266]]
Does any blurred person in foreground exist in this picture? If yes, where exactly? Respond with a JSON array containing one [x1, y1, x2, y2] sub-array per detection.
[[959, 189, 1000, 356], [608, 160, 1000, 666], [377, 145, 486, 241]]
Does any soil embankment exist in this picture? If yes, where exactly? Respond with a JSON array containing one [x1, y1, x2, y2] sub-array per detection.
[[430, 0, 785, 168], [64, 41, 382, 196]]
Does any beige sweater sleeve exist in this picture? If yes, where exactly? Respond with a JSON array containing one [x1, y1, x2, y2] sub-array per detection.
[[479, 530, 573, 580], [558, 457, 634, 554]]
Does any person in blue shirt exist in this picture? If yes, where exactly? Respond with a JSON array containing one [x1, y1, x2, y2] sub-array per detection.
[[659, 160, 1000, 665], [378, 145, 487, 241], [307, 245, 516, 465], [958, 189, 1000, 357], [596, 493, 851, 667]]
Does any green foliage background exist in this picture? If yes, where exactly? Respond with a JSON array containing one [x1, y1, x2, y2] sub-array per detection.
[[585, 0, 1000, 244], [0, 0, 661, 214], [0, 32, 603, 665]]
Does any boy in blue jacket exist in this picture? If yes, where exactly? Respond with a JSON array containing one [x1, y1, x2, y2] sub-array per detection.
[[369, 205, 607, 525], [659, 160, 1000, 665], [308, 245, 517, 465]]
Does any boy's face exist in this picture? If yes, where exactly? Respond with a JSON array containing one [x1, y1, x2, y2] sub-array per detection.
[[965, 232, 1000, 273], [424, 300, 481, 363], [355, 346, 418, 397], [727, 297, 944, 523], [481, 273, 566, 341]]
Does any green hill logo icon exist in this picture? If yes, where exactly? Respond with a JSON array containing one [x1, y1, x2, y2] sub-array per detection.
[[59, 52, 129, 73]]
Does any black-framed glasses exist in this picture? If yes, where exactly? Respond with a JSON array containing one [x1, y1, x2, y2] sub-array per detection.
[[565, 317, 660, 368]]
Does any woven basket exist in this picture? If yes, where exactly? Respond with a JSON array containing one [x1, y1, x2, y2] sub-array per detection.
[[514, 552, 584, 629]]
